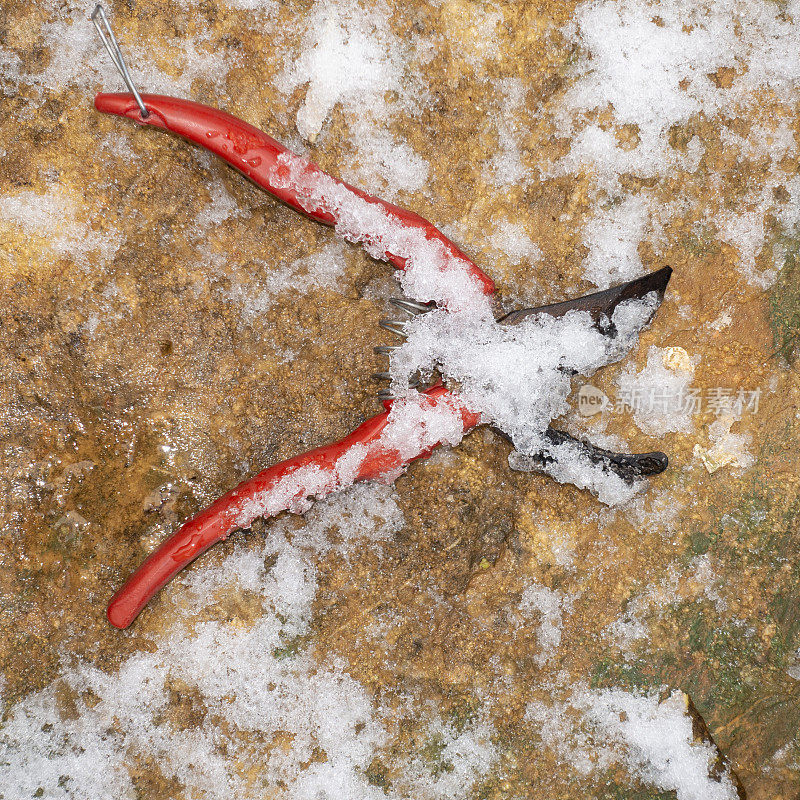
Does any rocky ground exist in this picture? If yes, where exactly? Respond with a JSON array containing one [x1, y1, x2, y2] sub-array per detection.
[[1, 1, 799, 798]]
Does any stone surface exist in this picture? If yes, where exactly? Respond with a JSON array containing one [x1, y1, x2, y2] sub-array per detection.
[[1, 1, 800, 798]]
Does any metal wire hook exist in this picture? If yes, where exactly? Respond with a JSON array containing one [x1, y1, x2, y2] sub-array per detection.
[[91, 4, 149, 118]]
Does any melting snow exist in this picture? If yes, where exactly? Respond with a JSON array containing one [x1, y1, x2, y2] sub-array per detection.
[[527, 687, 740, 800], [520, 581, 574, 665], [0, 485, 497, 800], [580, 194, 653, 287], [553, 0, 800, 287], [693, 414, 755, 475], [0, 2, 233, 111], [277, 0, 428, 194], [487, 219, 543, 266], [225, 242, 350, 318], [616, 345, 696, 436], [0, 188, 123, 269]]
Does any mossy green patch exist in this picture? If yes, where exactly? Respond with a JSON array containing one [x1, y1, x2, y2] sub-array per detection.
[[420, 732, 455, 778], [715, 478, 800, 570], [769, 234, 800, 363], [680, 227, 720, 257], [590, 656, 664, 692], [767, 590, 800, 672], [678, 607, 762, 708], [686, 527, 716, 556], [363, 758, 391, 792], [599, 783, 677, 800], [271, 633, 312, 660], [444, 692, 482, 733]]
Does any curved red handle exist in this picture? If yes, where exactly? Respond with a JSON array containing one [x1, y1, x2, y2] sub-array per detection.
[[107, 386, 480, 628], [94, 93, 495, 295], [96, 92, 493, 628]]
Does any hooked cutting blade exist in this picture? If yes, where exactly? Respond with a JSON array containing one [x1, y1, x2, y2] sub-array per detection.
[[494, 267, 673, 480], [497, 266, 672, 328]]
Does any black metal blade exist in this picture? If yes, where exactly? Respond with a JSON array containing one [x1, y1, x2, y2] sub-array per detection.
[[494, 426, 668, 483], [498, 266, 672, 328]]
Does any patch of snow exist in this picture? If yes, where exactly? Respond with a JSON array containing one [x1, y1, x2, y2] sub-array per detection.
[[487, 218, 543, 266], [405, 718, 497, 799], [278, 0, 399, 143], [232, 390, 467, 530], [520, 437, 645, 506], [277, 0, 428, 195], [554, 0, 800, 287], [0, 188, 123, 268], [616, 345, 695, 436], [527, 686, 739, 800], [391, 292, 659, 504], [606, 555, 726, 654], [226, 242, 349, 319], [1, 484, 496, 799], [581, 194, 652, 287], [520, 582, 574, 665], [0, 2, 235, 113], [191, 174, 246, 234], [787, 650, 800, 681], [215, 0, 278, 11], [484, 79, 529, 187]]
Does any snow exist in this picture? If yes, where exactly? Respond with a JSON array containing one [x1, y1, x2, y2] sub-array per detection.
[[616, 345, 696, 436], [233, 452, 364, 528], [405, 719, 497, 799], [556, 1, 720, 189], [556, 0, 800, 184], [3, 0, 682, 506], [0, 188, 123, 269], [520, 582, 574, 665], [487, 219, 543, 266], [0, 2, 234, 113], [269, 149, 488, 309], [378, 390, 467, 461], [226, 242, 349, 318], [233, 389, 469, 528], [693, 415, 754, 475], [277, 0, 429, 195], [484, 79, 529, 188], [1, 485, 496, 800], [516, 436, 644, 506], [2, 490, 386, 799], [278, 0, 397, 143], [605, 555, 728, 655], [527, 687, 740, 800], [553, 0, 800, 287], [577, 688, 739, 800], [787, 651, 800, 681], [191, 171, 246, 234], [580, 194, 652, 287]]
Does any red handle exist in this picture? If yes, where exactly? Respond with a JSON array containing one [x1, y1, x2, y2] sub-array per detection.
[[96, 92, 494, 628], [107, 386, 480, 628], [94, 93, 495, 295]]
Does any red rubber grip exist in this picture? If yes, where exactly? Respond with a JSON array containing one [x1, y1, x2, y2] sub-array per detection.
[[95, 92, 492, 627], [106, 386, 480, 628], [94, 93, 495, 295]]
